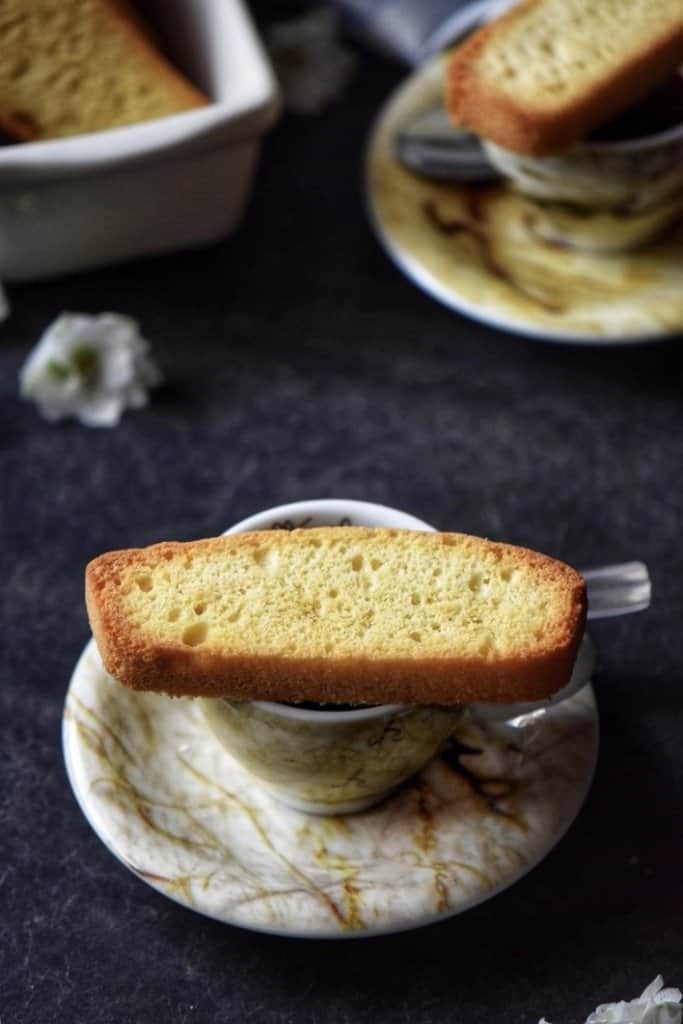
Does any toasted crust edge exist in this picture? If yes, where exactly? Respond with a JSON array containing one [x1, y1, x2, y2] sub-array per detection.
[[446, 3, 683, 155], [85, 529, 587, 706], [105, 0, 209, 110]]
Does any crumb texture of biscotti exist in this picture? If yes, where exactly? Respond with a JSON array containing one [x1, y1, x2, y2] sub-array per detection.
[[0, 0, 207, 141], [85, 528, 586, 705], [446, 0, 683, 154]]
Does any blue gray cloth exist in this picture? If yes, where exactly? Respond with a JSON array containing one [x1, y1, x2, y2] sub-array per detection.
[[331, 0, 476, 64]]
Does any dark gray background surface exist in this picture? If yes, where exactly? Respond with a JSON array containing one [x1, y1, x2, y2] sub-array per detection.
[[2, 22, 683, 1024]]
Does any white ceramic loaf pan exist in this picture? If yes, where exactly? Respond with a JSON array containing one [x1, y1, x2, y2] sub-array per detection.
[[0, 0, 280, 281]]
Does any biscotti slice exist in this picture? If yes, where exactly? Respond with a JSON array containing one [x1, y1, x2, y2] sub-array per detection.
[[85, 528, 586, 706], [0, 0, 207, 142], [446, 0, 683, 155]]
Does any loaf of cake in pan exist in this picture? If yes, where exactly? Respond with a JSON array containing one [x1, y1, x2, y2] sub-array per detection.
[[0, 0, 207, 141]]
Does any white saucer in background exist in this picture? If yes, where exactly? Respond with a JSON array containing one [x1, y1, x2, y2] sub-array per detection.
[[365, 50, 683, 345]]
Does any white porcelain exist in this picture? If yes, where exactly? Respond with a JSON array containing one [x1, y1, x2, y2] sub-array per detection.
[[192, 498, 591, 814], [0, 0, 280, 281], [200, 697, 465, 815], [223, 498, 435, 535], [63, 641, 598, 937], [366, 52, 683, 343]]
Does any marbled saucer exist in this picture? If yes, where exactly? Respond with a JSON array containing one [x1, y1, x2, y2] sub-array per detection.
[[63, 639, 598, 938], [366, 54, 683, 344]]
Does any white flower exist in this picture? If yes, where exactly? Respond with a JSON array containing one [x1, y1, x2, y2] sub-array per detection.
[[586, 978, 682, 1024], [540, 978, 682, 1024], [267, 7, 356, 115], [19, 312, 162, 427]]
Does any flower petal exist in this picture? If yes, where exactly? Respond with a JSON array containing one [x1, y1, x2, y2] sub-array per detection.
[[267, 8, 356, 114], [19, 312, 162, 427]]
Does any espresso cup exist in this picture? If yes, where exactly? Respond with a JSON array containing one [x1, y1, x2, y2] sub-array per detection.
[[198, 499, 592, 814], [483, 120, 683, 253], [484, 121, 683, 214]]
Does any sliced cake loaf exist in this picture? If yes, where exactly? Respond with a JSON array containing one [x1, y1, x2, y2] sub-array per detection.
[[85, 527, 586, 705], [446, 0, 683, 155], [0, 0, 207, 141]]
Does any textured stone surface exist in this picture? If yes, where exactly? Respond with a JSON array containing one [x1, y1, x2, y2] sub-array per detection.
[[2, 24, 683, 1024]]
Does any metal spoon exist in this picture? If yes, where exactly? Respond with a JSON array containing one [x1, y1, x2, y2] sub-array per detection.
[[472, 560, 651, 724], [394, 106, 500, 181], [582, 561, 651, 619]]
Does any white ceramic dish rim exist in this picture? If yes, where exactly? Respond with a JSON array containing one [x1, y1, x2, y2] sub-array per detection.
[[248, 700, 407, 722], [0, 0, 280, 181], [420, 0, 683, 153]]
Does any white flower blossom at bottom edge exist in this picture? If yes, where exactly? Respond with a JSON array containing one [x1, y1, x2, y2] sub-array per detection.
[[540, 977, 682, 1024], [19, 312, 162, 427], [266, 7, 356, 115]]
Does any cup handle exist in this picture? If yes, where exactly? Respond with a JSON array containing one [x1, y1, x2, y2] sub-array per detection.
[[468, 634, 596, 726]]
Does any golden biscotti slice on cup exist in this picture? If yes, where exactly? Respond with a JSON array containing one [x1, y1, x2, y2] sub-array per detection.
[[85, 528, 586, 706], [446, 0, 683, 155]]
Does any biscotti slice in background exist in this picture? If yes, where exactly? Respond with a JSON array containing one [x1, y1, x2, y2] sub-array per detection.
[[446, 0, 683, 155], [85, 527, 586, 706], [0, 0, 208, 141]]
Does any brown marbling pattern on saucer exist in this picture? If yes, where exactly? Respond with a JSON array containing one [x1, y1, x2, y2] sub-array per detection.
[[366, 55, 683, 342], [63, 640, 598, 938]]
